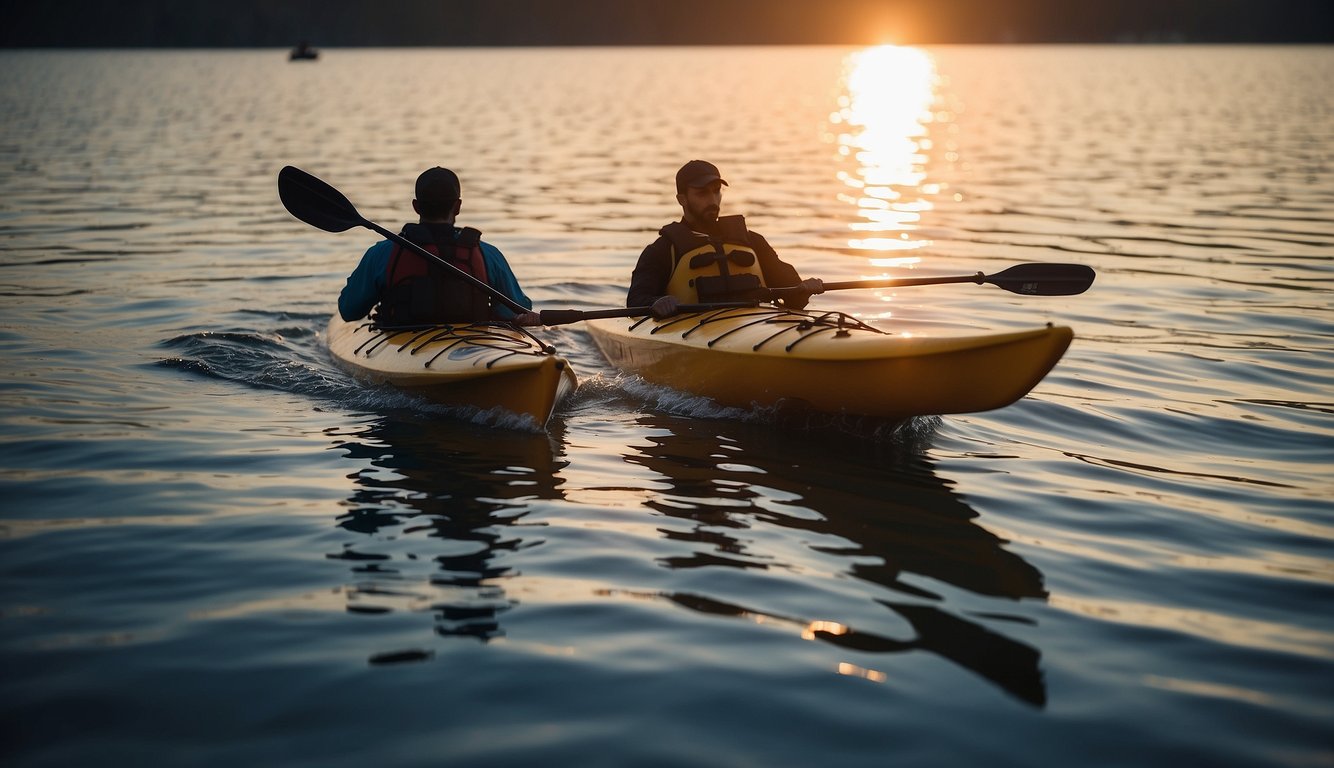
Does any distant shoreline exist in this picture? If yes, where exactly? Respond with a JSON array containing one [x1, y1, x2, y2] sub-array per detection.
[[5, 42, 1334, 51], [5, 0, 1332, 48]]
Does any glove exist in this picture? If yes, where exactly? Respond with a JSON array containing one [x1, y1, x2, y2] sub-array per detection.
[[651, 295, 680, 319]]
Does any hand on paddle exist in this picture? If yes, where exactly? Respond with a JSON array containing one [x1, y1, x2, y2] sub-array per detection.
[[773, 277, 824, 309], [511, 311, 542, 327], [651, 295, 680, 319]]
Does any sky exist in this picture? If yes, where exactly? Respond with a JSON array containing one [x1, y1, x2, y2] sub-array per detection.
[[4, 0, 1333, 47]]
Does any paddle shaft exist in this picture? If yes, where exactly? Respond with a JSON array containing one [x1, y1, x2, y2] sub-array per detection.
[[540, 302, 755, 326], [819, 274, 983, 291], [769, 263, 1095, 298]]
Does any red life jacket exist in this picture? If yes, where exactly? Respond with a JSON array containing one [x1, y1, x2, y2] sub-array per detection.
[[374, 223, 491, 326]]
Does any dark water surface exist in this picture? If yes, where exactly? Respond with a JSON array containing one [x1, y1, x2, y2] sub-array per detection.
[[1, 46, 1332, 766]]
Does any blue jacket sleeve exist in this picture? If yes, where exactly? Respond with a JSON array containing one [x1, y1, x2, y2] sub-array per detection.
[[480, 242, 533, 320], [338, 240, 392, 321]]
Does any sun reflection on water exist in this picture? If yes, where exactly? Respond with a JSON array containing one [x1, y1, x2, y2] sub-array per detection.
[[832, 45, 940, 258]]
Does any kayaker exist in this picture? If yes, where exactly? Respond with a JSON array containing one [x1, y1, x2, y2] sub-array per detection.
[[627, 160, 824, 318], [338, 167, 541, 327]]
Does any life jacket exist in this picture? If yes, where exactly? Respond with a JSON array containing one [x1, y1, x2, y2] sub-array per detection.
[[374, 223, 491, 326], [662, 215, 768, 303]]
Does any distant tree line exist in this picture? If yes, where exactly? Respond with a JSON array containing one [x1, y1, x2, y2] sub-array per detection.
[[4, 0, 1332, 47]]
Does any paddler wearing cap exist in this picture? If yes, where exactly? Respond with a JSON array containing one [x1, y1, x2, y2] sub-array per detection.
[[338, 167, 541, 327], [627, 160, 823, 319]]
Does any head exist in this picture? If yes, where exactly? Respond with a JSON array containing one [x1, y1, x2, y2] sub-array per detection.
[[675, 160, 728, 228], [412, 166, 462, 223]]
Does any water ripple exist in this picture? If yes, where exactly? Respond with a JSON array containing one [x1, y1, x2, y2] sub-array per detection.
[[2, 45, 1331, 767]]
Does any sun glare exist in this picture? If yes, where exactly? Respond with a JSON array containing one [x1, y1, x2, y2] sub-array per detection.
[[832, 45, 938, 256]]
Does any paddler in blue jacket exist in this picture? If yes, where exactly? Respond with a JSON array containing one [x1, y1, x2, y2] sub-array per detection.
[[338, 166, 540, 326], [627, 160, 823, 318]]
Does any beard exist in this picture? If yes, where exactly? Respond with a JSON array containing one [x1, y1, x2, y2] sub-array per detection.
[[686, 201, 720, 226]]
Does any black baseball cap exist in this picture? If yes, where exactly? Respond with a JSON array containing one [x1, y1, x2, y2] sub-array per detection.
[[675, 160, 728, 193], [415, 166, 461, 203]]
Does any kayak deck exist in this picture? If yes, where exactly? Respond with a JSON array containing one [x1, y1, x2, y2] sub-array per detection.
[[586, 306, 1072, 420], [327, 314, 577, 427]]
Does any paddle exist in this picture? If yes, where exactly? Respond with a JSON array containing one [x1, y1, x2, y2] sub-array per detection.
[[279, 166, 1094, 325], [277, 165, 530, 315], [769, 263, 1096, 298]]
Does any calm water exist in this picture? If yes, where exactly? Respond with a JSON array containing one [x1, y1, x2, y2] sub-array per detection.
[[1, 45, 1331, 766]]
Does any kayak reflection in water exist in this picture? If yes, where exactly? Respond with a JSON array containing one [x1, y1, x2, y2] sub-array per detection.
[[337, 166, 541, 328], [328, 416, 565, 649], [622, 416, 1049, 707], [627, 160, 823, 319]]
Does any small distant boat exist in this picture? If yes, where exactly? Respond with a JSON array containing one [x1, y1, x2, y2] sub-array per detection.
[[289, 42, 319, 61]]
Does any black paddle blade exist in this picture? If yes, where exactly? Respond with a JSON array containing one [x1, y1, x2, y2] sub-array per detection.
[[987, 263, 1096, 296], [277, 165, 365, 233]]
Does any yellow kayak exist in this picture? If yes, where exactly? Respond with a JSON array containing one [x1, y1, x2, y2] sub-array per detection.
[[327, 314, 577, 427], [585, 306, 1072, 420]]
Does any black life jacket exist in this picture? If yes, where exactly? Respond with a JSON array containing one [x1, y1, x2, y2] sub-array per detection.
[[374, 223, 491, 326], [661, 215, 768, 303]]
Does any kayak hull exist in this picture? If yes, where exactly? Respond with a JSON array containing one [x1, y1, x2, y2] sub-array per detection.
[[327, 314, 577, 427], [586, 307, 1072, 420]]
